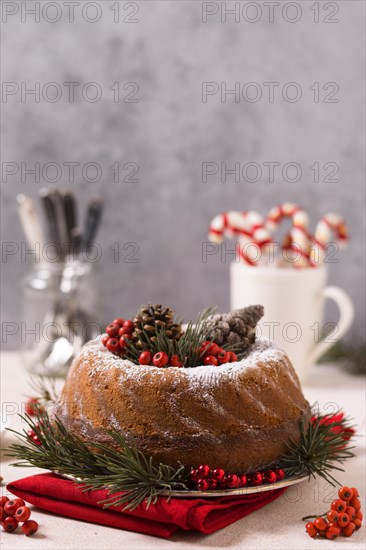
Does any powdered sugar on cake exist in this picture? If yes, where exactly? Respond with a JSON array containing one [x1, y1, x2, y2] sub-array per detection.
[[82, 335, 286, 382]]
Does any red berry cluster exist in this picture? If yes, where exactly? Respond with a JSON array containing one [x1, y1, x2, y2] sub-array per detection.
[[198, 341, 237, 366], [305, 486, 362, 540], [101, 318, 135, 356], [139, 351, 183, 368], [138, 344, 239, 369], [189, 464, 285, 491], [25, 398, 44, 417], [0, 496, 38, 536]]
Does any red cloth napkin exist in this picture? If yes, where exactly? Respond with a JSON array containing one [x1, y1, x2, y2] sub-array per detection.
[[8, 473, 286, 538]]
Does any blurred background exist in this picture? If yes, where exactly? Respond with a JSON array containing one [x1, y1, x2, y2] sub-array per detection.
[[1, 1, 365, 351]]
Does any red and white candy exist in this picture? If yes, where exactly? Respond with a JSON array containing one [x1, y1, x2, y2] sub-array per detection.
[[266, 203, 312, 268], [310, 213, 349, 265], [209, 205, 349, 269], [208, 211, 272, 266]]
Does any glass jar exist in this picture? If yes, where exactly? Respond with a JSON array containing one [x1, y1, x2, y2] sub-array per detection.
[[20, 258, 100, 377]]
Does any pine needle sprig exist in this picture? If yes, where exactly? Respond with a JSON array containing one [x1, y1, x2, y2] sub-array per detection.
[[279, 411, 356, 486], [5, 413, 105, 477], [29, 375, 58, 403], [178, 306, 217, 368], [4, 411, 190, 511], [83, 432, 188, 510]]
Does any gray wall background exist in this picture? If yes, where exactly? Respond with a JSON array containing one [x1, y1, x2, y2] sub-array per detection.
[[1, 1, 365, 348]]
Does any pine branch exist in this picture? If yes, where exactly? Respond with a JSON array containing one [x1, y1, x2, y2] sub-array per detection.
[[4, 411, 189, 511], [279, 411, 356, 486]]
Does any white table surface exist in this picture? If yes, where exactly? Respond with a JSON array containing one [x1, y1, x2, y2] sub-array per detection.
[[1, 351, 365, 550]]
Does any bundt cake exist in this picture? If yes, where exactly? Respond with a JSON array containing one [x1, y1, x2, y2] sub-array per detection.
[[53, 335, 310, 473]]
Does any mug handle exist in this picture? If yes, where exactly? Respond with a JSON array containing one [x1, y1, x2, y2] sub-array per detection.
[[309, 286, 354, 365]]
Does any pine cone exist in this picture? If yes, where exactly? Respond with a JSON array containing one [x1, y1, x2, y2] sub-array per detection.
[[206, 305, 264, 355], [132, 304, 182, 350]]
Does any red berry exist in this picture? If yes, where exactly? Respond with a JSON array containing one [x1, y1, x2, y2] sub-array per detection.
[[355, 510, 363, 520], [106, 322, 120, 337], [139, 351, 152, 365], [212, 468, 225, 481], [122, 320, 135, 333], [189, 468, 198, 480], [228, 352, 238, 362], [118, 336, 131, 350], [0, 506, 6, 522], [119, 327, 133, 336], [26, 426, 41, 445], [342, 522, 355, 537], [206, 343, 221, 355], [21, 519, 38, 536], [349, 496, 361, 511], [15, 506, 31, 522], [225, 474, 240, 488], [15, 498, 26, 507], [337, 512, 350, 527], [106, 338, 120, 354], [199, 341, 211, 352], [153, 352, 169, 368], [274, 468, 285, 481], [239, 474, 247, 487], [113, 318, 125, 326], [200, 342, 220, 356], [207, 478, 218, 490], [345, 506, 356, 521], [339, 486, 353, 501], [248, 472, 263, 486], [354, 518, 362, 529], [101, 334, 109, 346], [4, 499, 21, 516], [2, 516, 18, 532], [327, 510, 339, 523], [217, 351, 230, 364], [264, 470, 277, 484], [306, 522, 317, 538], [170, 355, 183, 367], [331, 498, 347, 512], [0, 496, 9, 507], [25, 398, 42, 416], [326, 526, 340, 539], [351, 487, 359, 498], [197, 479, 209, 491], [197, 464, 210, 478], [314, 517, 328, 531], [203, 355, 218, 366]]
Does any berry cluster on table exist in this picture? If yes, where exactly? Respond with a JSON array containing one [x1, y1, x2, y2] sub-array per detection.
[[304, 486, 362, 540], [0, 496, 38, 536]]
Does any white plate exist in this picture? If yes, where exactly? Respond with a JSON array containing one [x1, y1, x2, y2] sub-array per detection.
[[53, 471, 308, 498]]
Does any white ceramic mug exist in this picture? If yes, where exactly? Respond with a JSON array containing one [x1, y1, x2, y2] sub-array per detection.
[[230, 262, 354, 383]]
